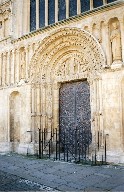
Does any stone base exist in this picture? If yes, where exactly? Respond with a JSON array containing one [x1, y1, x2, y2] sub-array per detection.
[[0, 142, 11, 154], [111, 60, 123, 69], [106, 151, 124, 164], [95, 150, 124, 164], [0, 142, 37, 156], [18, 143, 36, 155]]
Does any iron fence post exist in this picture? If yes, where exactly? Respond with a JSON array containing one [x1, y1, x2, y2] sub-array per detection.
[[39, 128, 41, 159]]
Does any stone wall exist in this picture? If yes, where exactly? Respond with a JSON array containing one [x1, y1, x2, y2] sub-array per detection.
[[0, 0, 124, 162]]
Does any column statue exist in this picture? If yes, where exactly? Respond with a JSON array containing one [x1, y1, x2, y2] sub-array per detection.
[[110, 22, 122, 63]]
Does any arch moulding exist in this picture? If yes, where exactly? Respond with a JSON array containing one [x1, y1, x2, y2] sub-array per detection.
[[29, 27, 106, 84]]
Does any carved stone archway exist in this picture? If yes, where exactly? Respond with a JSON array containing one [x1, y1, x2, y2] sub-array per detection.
[[29, 28, 106, 82], [29, 27, 106, 142]]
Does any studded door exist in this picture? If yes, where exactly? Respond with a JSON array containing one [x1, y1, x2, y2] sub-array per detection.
[[59, 81, 92, 156]]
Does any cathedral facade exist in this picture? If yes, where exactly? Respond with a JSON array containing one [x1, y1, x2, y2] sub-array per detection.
[[0, 0, 124, 163]]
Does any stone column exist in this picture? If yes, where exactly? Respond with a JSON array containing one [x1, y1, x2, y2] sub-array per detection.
[[35, 84, 41, 138], [17, 0, 23, 37], [23, 0, 27, 34], [25, 46, 29, 80], [23, 0, 31, 34], [2, 53, 6, 86], [77, 0, 81, 14], [27, 0, 30, 33], [36, 84, 41, 114], [0, 53, 2, 86], [90, 0, 93, 10], [6, 51, 10, 85], [98, 78, 104, 147], [46, 83, 53, 139], [28, 44, 34, 64], [15, 49, 20, 83], [53, 82, 60, 130], [11, 50, 15, 84], [119, 17, 124, 63], [36, 0, 39, 29], [55, 0, 58, 23], [66, 0, 69, 19], [96, 78, 100, 131], [103, 0, 107, 5], [31, 84, 36, 143], [42, 82, 46, 130], [45, 0, 48, 26], [105, 23, 112, 66], [93, 78, 99, 145]]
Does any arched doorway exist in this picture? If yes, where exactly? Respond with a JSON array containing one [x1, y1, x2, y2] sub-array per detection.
[[10, 91, 21, 152], [29, 28, 106, 152]]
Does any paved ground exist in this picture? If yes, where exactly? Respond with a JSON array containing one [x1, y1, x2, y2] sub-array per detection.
[[0, 154, 124, 191]]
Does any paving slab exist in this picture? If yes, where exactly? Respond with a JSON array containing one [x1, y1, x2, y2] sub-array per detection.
[[0, 153, 124, 191]]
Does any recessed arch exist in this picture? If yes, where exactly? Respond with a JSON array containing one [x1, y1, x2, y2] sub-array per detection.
[[9, 91, 21, 152]]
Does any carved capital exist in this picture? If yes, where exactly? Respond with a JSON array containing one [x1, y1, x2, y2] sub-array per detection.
[[53, 82, 61, 90]]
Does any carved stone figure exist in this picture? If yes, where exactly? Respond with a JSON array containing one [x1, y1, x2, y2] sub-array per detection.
[[110, 22, 122, 62]]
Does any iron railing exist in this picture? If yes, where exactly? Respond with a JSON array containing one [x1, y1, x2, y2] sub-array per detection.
[[37, 128, 107, 166]]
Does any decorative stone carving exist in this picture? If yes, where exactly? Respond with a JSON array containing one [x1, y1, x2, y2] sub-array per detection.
[[0, 0, 11, 39], [29, 28, 106, 83], [20, 48, 26, 79], [110, 22, 122, 63]]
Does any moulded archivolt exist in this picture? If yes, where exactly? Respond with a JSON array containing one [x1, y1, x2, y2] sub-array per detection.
[[29, 27, 106, 83]]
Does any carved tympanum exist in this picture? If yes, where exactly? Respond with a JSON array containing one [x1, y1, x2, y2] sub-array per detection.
[[29, 28, 106, 83]]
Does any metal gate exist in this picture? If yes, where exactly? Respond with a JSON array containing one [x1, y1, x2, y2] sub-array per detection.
[[59, 81, 92, 160]]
